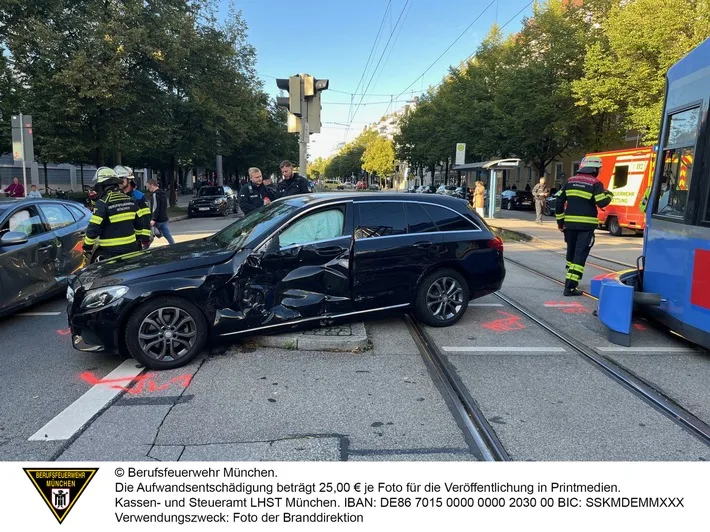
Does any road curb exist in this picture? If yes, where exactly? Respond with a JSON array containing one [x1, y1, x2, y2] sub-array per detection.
[[251, 322, 370, 352], [489, 225, 542, 244], [171, 215, 189, 222]]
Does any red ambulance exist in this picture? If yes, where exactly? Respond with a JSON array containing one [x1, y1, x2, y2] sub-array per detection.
[[584, 146, 656, 236]]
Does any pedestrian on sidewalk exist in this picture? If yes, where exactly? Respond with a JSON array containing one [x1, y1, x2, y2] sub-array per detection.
[[27, 184, 42, 198], [147, 179, 175, 245], [4, 177, 25, 197], [532, 176, 550, 224], [473, 181, 486, 218], [555, 157, 613, 296]]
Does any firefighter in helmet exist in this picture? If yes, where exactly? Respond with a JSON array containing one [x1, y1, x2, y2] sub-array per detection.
[[82, 167, 149, 262], [555, 156, 613, 296], [115, 165, 152, 247]]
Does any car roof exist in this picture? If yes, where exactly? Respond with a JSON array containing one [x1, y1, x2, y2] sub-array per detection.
[[280, 192, 470, 209]]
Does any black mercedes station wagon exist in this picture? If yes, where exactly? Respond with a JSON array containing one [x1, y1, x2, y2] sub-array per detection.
[[67, 193, 505, 369]]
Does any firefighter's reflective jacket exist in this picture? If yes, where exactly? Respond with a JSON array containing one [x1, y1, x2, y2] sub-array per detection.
[[555, 172, 613, 230], [83, 189, 148, 255], [129, 190, 152, 242]]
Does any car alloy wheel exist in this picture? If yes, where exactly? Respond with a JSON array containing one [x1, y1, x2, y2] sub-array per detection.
[[426, 277, 464, 321], [415, 269, 469, 327], [138, 307, 197, 361], [125, 297, 208, 369]]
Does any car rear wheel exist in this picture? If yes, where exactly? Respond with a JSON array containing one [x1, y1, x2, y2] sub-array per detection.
[[415, 269, 469, 327], [607, 216, 622, 236], [125, 297, 208, 370]]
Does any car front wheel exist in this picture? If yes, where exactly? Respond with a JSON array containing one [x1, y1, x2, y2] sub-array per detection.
[[415, 269, 469, 327], [125, 297, 208, 369]]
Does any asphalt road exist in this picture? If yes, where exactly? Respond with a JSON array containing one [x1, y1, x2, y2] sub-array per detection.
[[1, 211, 707, 462]]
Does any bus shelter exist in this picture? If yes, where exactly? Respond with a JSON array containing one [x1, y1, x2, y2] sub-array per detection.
[[453, 158, 521, 218]]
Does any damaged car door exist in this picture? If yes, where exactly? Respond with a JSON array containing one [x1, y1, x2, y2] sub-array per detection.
[[234, 202, 354, 331]]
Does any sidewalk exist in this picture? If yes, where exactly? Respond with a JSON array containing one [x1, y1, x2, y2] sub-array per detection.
[[485, 210, 562, 244]]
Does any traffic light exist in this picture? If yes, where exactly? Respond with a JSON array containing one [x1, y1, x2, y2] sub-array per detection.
[[276, 75, 302, 116], [275, 74, 328, 134]]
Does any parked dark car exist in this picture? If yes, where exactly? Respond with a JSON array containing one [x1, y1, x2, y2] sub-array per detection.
[[0, 198, 90, 316], [188, 186, 237, 217], [436, 185, 458, 197], [454, 186, 473, 203], [544, 189, 560, 216], [368, 183, 380, 191], [501, 190, 534, 210], [67, 193, 506, 369]]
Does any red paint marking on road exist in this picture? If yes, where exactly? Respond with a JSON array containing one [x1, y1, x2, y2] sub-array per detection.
[[633, 323, 648, 331], [79, 371, 191, 395], [57, 328, 71, 336], [544, 301, 590, 314], [482, 311, 526, 332]]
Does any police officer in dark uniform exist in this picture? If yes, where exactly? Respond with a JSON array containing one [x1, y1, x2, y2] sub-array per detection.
[[276, 160, 310, 198], [555, 156, 613, 296], [83, 167, 148, 262], [239, 167, 270, 216]]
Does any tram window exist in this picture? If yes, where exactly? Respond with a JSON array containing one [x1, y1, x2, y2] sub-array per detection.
[[666, 108, 700, 147], [611, 165, 629, 189], [654, 147, 694, 218]]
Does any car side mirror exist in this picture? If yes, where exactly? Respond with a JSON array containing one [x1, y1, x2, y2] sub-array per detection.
[[0, 231, 29, 246], [262, 235, 281, 256]]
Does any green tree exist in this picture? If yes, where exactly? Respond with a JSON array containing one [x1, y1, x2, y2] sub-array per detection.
[[362, 136, 395, 181], [573, 0, 710, 143]]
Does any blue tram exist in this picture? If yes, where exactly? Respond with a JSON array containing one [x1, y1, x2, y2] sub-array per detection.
[[592, 37, 710, 348]]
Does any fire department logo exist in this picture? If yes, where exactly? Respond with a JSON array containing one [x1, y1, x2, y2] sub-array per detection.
[[24, 468, 98, 524]]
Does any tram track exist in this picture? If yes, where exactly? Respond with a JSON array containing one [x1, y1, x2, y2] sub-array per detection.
[[405, 256, 710, 460]]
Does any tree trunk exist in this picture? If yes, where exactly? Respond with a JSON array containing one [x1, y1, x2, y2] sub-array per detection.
[[445, 158, 450, 184], [43, 161, 49, 193], [80, 163, 84, 190], [169, 156, 177, 207]]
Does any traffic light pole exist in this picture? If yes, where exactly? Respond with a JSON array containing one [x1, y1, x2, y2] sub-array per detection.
[[299, 90, 309, 177]]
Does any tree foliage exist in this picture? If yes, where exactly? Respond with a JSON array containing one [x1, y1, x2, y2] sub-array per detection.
[[395, 0, 708, 174], [362, 136, 395, 177], [0, 0, 293, 185]]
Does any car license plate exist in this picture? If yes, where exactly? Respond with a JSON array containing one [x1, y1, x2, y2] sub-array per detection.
[[199, 207, 209, 211]]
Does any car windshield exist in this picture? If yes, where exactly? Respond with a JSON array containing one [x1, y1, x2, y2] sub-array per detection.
[[198, 187, 222, 196], [209, 200, 300, 250]]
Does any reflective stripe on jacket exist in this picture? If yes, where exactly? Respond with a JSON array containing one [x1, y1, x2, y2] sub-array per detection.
[[555, 173, 612, 230]]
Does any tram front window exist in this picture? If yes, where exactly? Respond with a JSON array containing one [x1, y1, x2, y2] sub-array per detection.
[[654, 107, 699, 219]]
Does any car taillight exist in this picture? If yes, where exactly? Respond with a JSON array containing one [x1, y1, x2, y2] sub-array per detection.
[[488, 236, 504, 253]]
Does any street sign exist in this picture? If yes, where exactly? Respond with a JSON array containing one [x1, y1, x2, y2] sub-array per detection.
[[455, 143, 466, 165], [11, 114, 34, 162]]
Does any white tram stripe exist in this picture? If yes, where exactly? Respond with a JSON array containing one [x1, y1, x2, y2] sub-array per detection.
[[28, 359, 145, 441], [596, 347, 699, 354], [443, 347, 566, 353], [468, 303, 504, 307], [17, 312, 62, 316]]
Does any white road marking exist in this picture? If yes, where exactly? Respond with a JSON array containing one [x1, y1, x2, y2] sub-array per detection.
[[443, 347, 566, 353], [468, 303, 504, 307], [596, 347, 699, 354], [28, 359, 145, 442], [17, 311, 62, 316]]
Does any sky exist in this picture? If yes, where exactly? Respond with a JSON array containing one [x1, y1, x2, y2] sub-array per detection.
[[220, 0, 535, 160]]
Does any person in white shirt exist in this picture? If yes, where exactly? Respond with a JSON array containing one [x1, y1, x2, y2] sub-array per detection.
[[27, 185, 42, 198]]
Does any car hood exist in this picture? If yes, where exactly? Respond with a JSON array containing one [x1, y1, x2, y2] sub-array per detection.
[[192, 195, 224, 201], [74, 239, 236, 290]]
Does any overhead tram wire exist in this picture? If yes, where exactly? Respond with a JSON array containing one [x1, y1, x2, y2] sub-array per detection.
[[393, 0, 496, 102], [345, 0, 412, 138], [346, 0, 393, 129]]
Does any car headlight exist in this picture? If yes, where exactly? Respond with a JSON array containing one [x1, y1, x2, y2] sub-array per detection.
[[214, 198, 225, 204], [80, 285, 129, 309], [66, 285, 74, 303]]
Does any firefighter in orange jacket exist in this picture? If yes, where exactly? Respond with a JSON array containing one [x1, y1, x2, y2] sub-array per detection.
[[555, 156, 613, 296]]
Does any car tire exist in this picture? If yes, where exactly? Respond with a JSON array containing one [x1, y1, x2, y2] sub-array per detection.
[[607, 216, 622, 236], [124, 297, 208, 370], [506, 200, 513, 210], [415, 269, 469, 327]]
